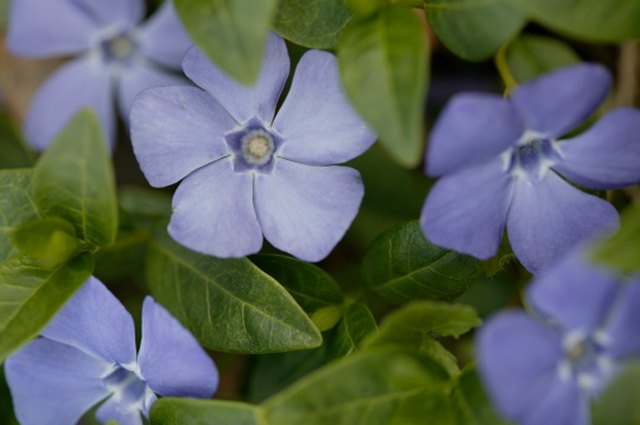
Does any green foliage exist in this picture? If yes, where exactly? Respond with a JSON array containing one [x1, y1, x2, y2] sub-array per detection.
[[451, 368, 512, 425], [11, 218, 81, 268], [592, 361, 640, 425], [0, 115, 34, 169], [505, 0, 640, 42], [145, 227, 322, 353], [362, 221, 483, 304], [0, 170, 41, 264], [32, 109, 118, 248], [174, 0, 277, 85], [326, 302, 377, 360], [505, 35, 581, 83], [424, 0, 525, 61], [151, 399, 261, 425], [273, 0, 353, 49], [593, 202, 640, 273], [339, 6, 428, 168], [0, 253, 94, 362]]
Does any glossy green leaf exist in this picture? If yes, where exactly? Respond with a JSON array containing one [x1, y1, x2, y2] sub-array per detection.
[[362, 221, 483, 304], [0, 170, 41, 264], [424, 0, 525, 61], [146, 228, 322, 353], [262, 348, 452, 424], [451, 368, 512, 425], [32, 109, 117, 248], [0, 115, 34, 169], [174, 0, 277, 85], [505, 0, 640, 42], [0, 252, 94, 362], [593, 361, 640, 425], [339, 7, 428, 167], [273, 0, 353, 49], [151, 399, 261, 425], [593, 203, 640, 273], [94, 229, 150, 282], [505, 34, 580, 83], [11, 218, 81, 268], [326, 302, 377, 361]]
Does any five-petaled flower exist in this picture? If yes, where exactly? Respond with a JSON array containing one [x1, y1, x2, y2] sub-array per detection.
[[5, 277, 218, 425], [421, 64, 640, 273], [131, 34, 376, 262], [478, 249, 640, 425], [7, 0, 191, 150]]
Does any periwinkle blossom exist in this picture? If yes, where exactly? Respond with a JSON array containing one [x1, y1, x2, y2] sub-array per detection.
[[131, 34, 376, 262], [5, 277, 218, 425], [421, 64, 640, 273], [478, 250, 640, 425], [7, 0, 191, 150]]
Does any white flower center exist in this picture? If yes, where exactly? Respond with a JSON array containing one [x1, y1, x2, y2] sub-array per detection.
[[241, 129, 275, 165]]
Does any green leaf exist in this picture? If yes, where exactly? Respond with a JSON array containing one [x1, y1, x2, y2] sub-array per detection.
[[146, 227, 322, 353], [505, 34, 580, 83], [451, 367, 512, 425], [119, 186, 172, 220], [11, 218, 81, 268], [326, 302, 377, 361], [0, 170, 41, 264], [151, 399, 261, 425], [593, 202, 640, 273], [174, 0, 277, 85], [424, 0, 525, 61], [593, 361, 640, 425], [0, 252, 94, 362], [362, 221, 483, 304], [505, 0, 640, 42], [339, 7, 428, 168], [0, 115, 34, 169], [32, 109, 117, 248], [262, 348, 452, 424], [94, 229, 150, 282], [273, 0, 353, 49]]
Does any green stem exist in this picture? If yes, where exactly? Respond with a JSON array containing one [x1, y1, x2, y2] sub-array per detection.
[[495, 43, 518, 96]]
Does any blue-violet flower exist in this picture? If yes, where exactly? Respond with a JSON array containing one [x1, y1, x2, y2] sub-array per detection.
[[131, 34, 376, 262], [421, 64, 640, 273], [5, 277, 218, 425], [478, 250, 640, 425], [7, 0, 191, 149]]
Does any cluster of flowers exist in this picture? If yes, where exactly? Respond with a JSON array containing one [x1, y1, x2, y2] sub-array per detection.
[[4, 0, 640, 424]]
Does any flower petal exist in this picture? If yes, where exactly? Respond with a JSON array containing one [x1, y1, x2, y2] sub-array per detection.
[[95, 397, 147, 425], [131, 85, 234, 187], [254, 161, 363, 262], [554, 108, 640, 190], [168, 158, 263, 258], [420, 158, 513, 260], [118, 63, 187, 124], [7, 0, 98, 57], [182, 33, 289, 124], [273, 50, 376, 165], [604, 279, 640, 358], [477, 311, 564, 421], [527, 250, 620, 333], [506, 172, 619, 274], [511, 64, 611, 138], [5, 338, 111, 425], [139, 0, 192, 69], [523, 379, 589, 425], [24, 57, 115, 151], [138, 297, 218, 398], [41, 277, 137, 366], [426, 93, 524, 176]]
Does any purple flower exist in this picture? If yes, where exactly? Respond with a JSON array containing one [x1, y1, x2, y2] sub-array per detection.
[[421, 64, 640, 273], [477, 250, 640, 425], [7, 0, 192, 150], [131, 34, 376, 262], [5, 277, 218, 425]]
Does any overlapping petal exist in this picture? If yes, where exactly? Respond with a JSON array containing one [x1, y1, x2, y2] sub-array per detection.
[[72, 0, 145, 28], [554, 108, 640, 190], [511, 64, 611, 138], [273, 50, 376, 165], [426, 93, 524, 176], [24, 57, 115, 150], [139, 0, 192, 69], [604, 279, 640, 358], [182, 33, 290, 124], [168, 158, 263, 258], [131, 86, 234, 187], [41, 277, 137, 367], [421, 158, 513, 260], [5, 339, 111, 425], [138, 297, 219, 398], [254, 161, 363, 262], [506, 172, 619, 274]]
